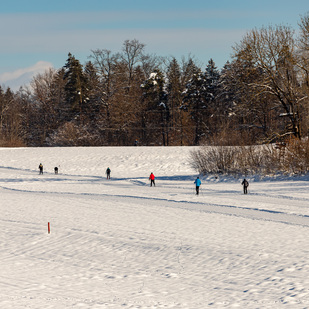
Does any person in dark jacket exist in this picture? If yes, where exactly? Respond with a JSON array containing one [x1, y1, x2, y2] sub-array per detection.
[[106, 167, 111, 179], [39, 163, 43, 175], [149, 172, 155, 186], [241, 178, 249, 194], [194, 176, 201, 195]]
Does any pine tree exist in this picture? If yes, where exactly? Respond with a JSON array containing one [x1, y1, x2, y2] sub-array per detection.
[[63, 53, 88, 122], [202, 59, 221, 138], [182, 66, 207, 145], [0, 87, 24, 146], [203, 59, 220, 106], [166, 58, 182, 145], [142, 69, 168, 145]]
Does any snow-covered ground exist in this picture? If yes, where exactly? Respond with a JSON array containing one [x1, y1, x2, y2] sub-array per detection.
[[0, 146, 309, 308]]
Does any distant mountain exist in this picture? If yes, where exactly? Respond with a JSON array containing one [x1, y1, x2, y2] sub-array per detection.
[[0, 61, 53, 91]]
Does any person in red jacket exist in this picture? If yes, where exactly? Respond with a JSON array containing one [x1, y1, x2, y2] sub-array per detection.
[[149, 172, 155, 186]]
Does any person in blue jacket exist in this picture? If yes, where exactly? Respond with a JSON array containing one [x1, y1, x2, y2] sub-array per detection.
[[194, 176, 201, 195]]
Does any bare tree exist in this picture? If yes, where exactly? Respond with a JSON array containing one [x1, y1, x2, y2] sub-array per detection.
[[297, 13, 309, 135], [121, 39, 145, 87], [233, 25, 306, 139], [30, 68, 66, 145]]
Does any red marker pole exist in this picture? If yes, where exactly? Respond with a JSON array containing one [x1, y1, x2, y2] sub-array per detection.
[[48, 222, 50, 234]]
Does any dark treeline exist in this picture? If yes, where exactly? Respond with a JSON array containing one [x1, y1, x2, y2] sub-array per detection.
[[1, 13, 309, 147]]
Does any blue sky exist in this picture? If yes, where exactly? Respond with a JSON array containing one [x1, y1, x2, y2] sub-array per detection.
[[1, 0, 308, 89]]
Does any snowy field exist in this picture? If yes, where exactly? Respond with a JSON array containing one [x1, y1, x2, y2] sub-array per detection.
[[0, 146, 309, 308]]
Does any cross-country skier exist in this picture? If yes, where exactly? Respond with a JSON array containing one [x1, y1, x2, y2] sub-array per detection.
[[194, 176, 201, 195], [39, 163, 43, 175], [149, 172, 155, 186], [241, 178, 249, 194], [106, 167, 111, 179]]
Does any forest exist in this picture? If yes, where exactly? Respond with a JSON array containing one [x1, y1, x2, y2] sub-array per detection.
[[1, 13, 309, 147]]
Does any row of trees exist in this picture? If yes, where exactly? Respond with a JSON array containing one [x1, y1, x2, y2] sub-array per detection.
[[1, 13, 309, 147]]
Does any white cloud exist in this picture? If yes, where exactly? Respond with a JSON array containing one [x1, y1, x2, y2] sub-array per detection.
[[0, 61, 53, 90]]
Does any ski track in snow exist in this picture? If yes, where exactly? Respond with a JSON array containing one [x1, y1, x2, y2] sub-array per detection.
[[1, 147, 309, 308], [1, 166, 309, 228]]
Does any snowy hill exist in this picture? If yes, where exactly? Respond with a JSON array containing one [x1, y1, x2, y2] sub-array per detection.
[[0, 146, 309, 308]]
